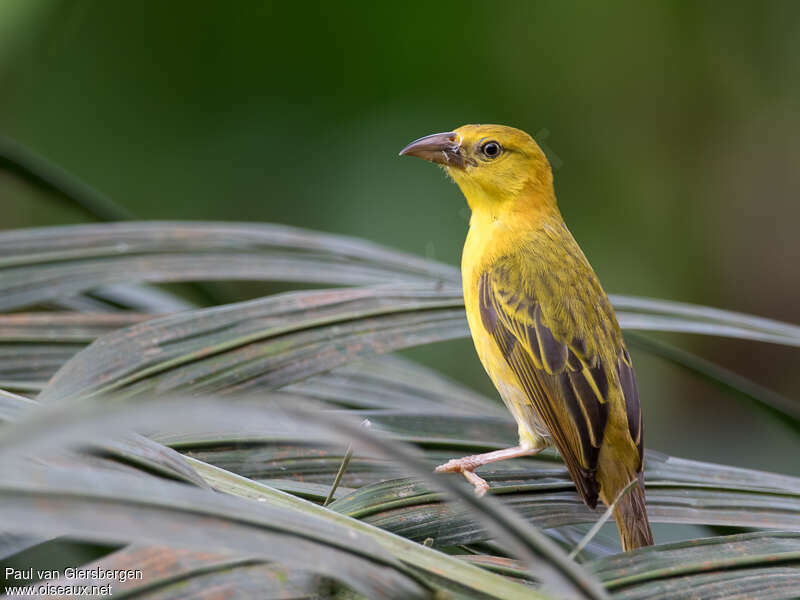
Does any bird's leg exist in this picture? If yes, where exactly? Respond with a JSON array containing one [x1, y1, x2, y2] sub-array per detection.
[[435, 446, 543, 497]]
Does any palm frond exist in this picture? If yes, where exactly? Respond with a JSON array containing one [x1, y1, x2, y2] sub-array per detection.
[[589, 531, 800, 599], [0, 222, 458, 311], [0, 220, 797, 599], [0, 466, 430, 600]]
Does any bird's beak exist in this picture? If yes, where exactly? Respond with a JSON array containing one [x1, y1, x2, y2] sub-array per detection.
[[399, 131, 471, 169]]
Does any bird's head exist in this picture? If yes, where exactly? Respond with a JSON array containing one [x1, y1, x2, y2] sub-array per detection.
[[400, 124, 555, 212]]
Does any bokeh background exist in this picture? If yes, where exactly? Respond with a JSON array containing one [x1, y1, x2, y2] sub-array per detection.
[[1, 1, 797, 475]]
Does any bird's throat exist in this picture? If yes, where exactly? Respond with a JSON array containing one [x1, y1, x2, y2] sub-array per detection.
[[464, 190, 558, 235]]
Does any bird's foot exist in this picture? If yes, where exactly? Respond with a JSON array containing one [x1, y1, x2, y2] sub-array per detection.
[[435, 456, 491, 496], [435, 454, 486, 473], [435, 446, 544, 497]]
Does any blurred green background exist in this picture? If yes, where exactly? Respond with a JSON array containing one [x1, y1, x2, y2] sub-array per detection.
[[1, 1, 797, 475]]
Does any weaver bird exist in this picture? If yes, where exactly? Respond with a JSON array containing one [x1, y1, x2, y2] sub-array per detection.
[[400, 124, 653, 550]]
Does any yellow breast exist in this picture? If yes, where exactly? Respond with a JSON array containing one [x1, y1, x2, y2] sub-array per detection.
[[461, 210, 551, 449]]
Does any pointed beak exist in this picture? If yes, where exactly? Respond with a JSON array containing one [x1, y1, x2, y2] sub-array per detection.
[[399, 131, 471, 169]]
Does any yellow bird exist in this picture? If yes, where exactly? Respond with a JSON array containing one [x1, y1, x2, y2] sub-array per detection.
[[400, 124, 653, 551]]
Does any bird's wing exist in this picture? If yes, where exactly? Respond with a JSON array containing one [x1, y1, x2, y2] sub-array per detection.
[[478, 260, 639, 507]]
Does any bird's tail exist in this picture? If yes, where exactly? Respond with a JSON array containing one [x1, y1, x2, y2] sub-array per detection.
[[612, 476, 654, 551]]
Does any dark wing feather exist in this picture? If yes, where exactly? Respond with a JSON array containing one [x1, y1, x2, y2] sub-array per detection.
[[479, 270, 615, 507], [617, 348, 643, 467]]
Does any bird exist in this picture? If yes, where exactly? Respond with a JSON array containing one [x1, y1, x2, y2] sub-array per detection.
[[399, 124, 654, 551]]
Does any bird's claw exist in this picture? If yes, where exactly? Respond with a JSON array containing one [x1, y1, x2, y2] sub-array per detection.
[[435, 455, 482, 473], [435, 456, 491, 496]]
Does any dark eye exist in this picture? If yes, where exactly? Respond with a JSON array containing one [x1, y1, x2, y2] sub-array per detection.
[[481, 141, 502, 159]]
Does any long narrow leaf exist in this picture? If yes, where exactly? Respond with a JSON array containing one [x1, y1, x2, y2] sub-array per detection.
[[0, 393, 602, 599], [0, 532, 45, 562], [189, 457, 546, 599], [0, 389, 208, 487], [326, 475, 800, 547], [34, 286, 800, 433], [0, 390, 38, 423], [149, 406, 800, 513], [612, 294, 800, 344], [626, 331, 799, 424], [589, 531, 800, 599], [37, 286, 467, 404], [3, 224, 799, 350], [0, 313, 150, 391], [0, 312, 149, 342], [48, 545, 323, 600], [0, 466, 428, 600], [0, 222, 459, 310], [0, 135, 133, 222]]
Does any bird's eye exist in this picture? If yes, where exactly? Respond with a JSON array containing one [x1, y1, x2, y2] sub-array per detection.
[[481, 141, 502, 159]]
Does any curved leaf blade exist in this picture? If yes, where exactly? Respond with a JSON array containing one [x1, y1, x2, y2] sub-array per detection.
[[0, 467, 429, 600], [0, 222, 459, 310], [44, 545, 324, 600], [589, 531, 800, 600], [38, 286, 467, 404]]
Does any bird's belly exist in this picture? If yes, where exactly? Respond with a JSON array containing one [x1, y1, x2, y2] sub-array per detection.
[[466, 306, 551, 449]]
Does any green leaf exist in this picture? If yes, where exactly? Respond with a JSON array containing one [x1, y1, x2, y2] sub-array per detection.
[[0, 309, 495, 410], [37, 286, 468, 404], [190, 457, 546, 600], [0, 392, 603, 599], [326, 472, 800, 548], [284, 354, 503, 416], [284, 403, 609, 600], [0, 222, 459, 311], [0, 466, 429, 600], [0, 389, 38, 423], [41, 285, 798, 417], [0, 313, 150, 391], [0, 390, 208, 487], [611, 295, 800, 346], [78, 283, 197, 313], [0, 135, 134, 222], [1, 177, 795, 599], [4, 223, 799, 350], [626, 332, 799, 426], [41, 544, 326, 599], [589, 531, 800, 599], [33, 284, 800, 433], [0, 312, 148, 343], [149, 406, 800, 532], [0, 532, 45, 562]]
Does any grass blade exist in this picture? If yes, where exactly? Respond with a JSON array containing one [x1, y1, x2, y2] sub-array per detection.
[[0, 135, 133, 222]]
